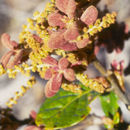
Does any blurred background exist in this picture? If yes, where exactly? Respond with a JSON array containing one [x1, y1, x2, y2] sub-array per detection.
[[0, 0, 130, 130]]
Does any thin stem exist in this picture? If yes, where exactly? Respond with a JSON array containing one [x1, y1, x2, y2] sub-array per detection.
[[93, 59, 130, 105], [7, 63, 51, 74]]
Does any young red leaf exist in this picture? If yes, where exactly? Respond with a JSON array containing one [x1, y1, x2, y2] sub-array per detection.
[[10, 41, 18, 49], [94, 45, 100, 55], [56, 0, 76, 18], [64, 68, 75, 81], [76, 38, 89, 48], [44, 69, 52, 80], [50, 73, 63, 92], [48, 31, 66, 49], [0, 51, 14, 68], [42, 56, 58, 66], [1, 33, 18, 50], [71, 61, 82, 67], [55, 0, 68, 14], [30, 110, 37, 120], [7, 49, 23, 68], [60, 42, 78, 51], [111, 60, 124, 74], [33, 34, 43, 44], [48, 11, 65, 28], [111, 60, 118, 70], [80, 5, 98, 26], [58, 57, 69, 70], [45, 79, 57, 97], [64, 23, 79, 41], [66, 0, 76, 18]]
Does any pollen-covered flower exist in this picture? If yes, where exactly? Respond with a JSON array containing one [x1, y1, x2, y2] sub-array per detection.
[[42, 56, 75, 97]]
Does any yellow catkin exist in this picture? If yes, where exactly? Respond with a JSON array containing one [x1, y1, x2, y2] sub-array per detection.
[[67, 52, 88, 66], [62, 83, 82, 94], [18, 2, 55, 66], [2, 0, 117, 108], [80, 12, 117, 38], [7, 68, 17, 79], [76, 74, 106, 93], [114, 71, 125, 92], [5, 61, 50, 80], [6, 76, 36, 108], [0, 64, 6, 76], [55, 49, 66, 57]]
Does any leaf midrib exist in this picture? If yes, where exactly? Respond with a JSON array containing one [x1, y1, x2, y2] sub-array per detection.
[[43, 90, 91, 120]]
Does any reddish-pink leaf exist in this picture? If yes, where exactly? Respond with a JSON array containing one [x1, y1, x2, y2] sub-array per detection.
[[50, 73, 63, 92], [48, 31, 66, 49], [125, 23, 129, 34], [7, 49, 23, 68], [94, 45, 100, 55], [45, 79, 57, 97], [30, 110, 37, 119], [64, 23, 79, 41], [33, 34, 43, 43], [1, 33, 18, 50], [58, 57, 69, 70], [44, 69, 52, 80], [24, 126, 41, 130], [60, 42, 78, 51], [56, 0, 68, 14], [111, 60, 124, 74], [10, 41, 18, 48], [42, 56, 58, 66], [71, 61, 82, 67], [76, 38, 89, 48], [80, 5, 98, 26], [48, 11, 65, 28], [56, 0, 76, 18], [0, 51, 14, 68], [111, 60, 118, 70], [64, 68, 75, 81], [66, 0, 76, 18]]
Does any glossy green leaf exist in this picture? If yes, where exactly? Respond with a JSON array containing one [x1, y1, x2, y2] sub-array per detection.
[[100, 91, 119, 117], [113, 112, 120, 124], [104, 124, 113, 129], [35, 88, 99, 129]]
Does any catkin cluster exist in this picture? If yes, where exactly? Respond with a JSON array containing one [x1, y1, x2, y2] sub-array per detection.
[[0, 0, 116, 108]]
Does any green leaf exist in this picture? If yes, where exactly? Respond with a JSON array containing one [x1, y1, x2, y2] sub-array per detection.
[[113, 112, 120, 124], [100, 91, 119, 117], [35, 88, 99, 129], [104, 124, 113, 129]]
